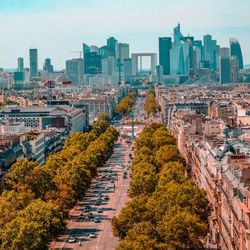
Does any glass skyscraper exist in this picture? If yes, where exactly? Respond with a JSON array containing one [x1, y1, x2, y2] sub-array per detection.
[[29, 49, 38, 80], [17, 57, 24, 72], [230, 38, 243, 70], [159, 37, 172, 75]]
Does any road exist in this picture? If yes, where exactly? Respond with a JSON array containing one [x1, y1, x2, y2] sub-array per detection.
[[50, 96, 160, 250], [50, 135, 133, 250]]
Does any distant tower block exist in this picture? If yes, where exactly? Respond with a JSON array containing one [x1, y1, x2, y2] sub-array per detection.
[[131, 53, 157, 76]]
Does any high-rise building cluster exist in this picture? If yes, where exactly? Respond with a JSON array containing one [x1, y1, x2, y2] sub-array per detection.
[[158, 23, 244, 84], [65, 38, 133, 85], [0, 25, 248, 87]]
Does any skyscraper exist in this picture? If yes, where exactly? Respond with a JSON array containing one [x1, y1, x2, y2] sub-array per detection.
[[124, 58, 132, 83], [66, 58, 84, 84], [43, 58, 53, 73], [159, 37, 172, 75], [82, 43, 90, 56], [219, 47, 231, 84], [100, 46, 108, 58], [17, 57, 24, 72], [29, 49, 38, 80], [174, 23, 184, 45], [203, 35, 213, 68], [116, 43, 129, 63], [230, 38, 243, 70], [90, 45, 100, 55], [155, 65, 163, 83], [84, 52, 102, 75], [107, 37, 117, 57], [170, 24, 191, 75]]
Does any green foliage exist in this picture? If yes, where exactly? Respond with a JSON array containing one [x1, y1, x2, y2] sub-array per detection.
[[112, 123, 210, 249], [145, 90, 158, 116], [115, 91, 136, 115], [0, 200, 65, 250], [0, 99, 18, 109], [0, 120, 118, 248], [97, 112, 110, 122]]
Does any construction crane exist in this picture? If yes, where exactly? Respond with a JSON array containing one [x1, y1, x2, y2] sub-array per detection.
[[70, 51, 83, 58]]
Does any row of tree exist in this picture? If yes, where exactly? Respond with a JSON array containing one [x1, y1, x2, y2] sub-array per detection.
[[115, 91, 136, 115], [144, 89, 159, 116], [0, 120, 118, 249], [0, 99, 18, 109], [111, 123, 210, 249]]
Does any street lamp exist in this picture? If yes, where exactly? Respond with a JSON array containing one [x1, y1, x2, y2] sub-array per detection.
[[130, 113, 135, 140]]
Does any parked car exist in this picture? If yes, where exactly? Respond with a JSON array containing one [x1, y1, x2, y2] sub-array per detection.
[[68, 237, 76, 243], [94, 217, 101, 223], [88, 212, 94, 218], [104, 195, 109, 200], [97, 208, 103, 213], [79, 214, 84, 220], [89, 233, 97, 238]]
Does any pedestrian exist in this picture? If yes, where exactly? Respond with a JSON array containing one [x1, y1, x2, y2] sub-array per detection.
[[79, 240, 81, 246]]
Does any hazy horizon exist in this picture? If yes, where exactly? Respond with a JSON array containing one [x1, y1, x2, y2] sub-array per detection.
[[0, 0, 249, 69]]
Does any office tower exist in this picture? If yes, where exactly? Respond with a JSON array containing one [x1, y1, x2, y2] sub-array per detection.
[[107, 37, 117, 57], [193, 40, 203, 72], [193, 40, 202, 50], [100, 46, 108, 58], [90, 45, 100, 55], [116, 43, 129, 63], [159, 37, 172, 75], [174, 23, 184, 45], [170, 43, 191, 75], [101, 56, 116, 76], [203, 35, 213, 67], [43, 58, 53, 73], [101, 58, 109, 76], [82, 43, 90, 58], [230, 56, 239, 83], [155, 65, 163, 83], [124, 58, 132, 82], [29, 48, 38, 80], [14, 72, 24, 83], [219, 47, 231, 84], [66, 58, 84, 84], [230, 38, 243, 70], [193, 46, 202, 71], [211, 40, 218, 70], [84, 52, 102, 75], [216, 45, 220, 71], [17, 57, 24, 72], [170, 23, 191, 75]]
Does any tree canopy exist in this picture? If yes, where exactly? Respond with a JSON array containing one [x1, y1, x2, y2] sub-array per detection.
[[112, 123, 210, 249], [0, 119, 118, 248]]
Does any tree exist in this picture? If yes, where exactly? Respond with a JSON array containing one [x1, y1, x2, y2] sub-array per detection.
[[116, 221, 159, 250], [155, 145, 183, 167], [129, 162, 158, 197], [97, 112, 110, 122], [0, 190, 34, 229], [5, 159, 39, 191], [156, 207, 207, 249], [111, 196, 149, 240], [0, 200, 65, 249]]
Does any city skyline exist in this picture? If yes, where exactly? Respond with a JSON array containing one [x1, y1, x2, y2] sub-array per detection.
[[0, 0, 249, 69]]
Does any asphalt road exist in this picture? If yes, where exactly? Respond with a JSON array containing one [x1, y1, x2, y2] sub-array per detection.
[[50, 96, 156, 250], [50, 136, 133, 250]]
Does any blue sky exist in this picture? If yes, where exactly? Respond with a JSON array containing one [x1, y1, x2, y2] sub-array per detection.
[[0, 0, 249, 69]]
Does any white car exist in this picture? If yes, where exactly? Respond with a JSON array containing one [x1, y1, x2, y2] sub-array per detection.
[[68, 237, 76, 243], [89, 233, 97, 238]]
